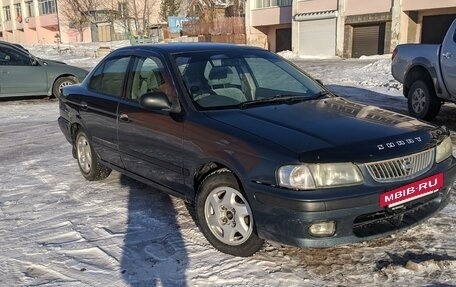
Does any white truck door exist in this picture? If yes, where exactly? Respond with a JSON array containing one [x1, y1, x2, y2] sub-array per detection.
[[441, 20, 456, 95]]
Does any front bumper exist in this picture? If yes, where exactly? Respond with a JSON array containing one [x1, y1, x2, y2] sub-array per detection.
[[248, 157, 456, 248]]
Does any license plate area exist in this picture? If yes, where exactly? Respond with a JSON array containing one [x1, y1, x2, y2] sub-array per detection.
[[380, 173, 444, 208]]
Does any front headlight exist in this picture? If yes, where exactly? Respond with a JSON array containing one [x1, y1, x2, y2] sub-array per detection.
[[436, 136, 453, 163], [278, 163, 363, 190]]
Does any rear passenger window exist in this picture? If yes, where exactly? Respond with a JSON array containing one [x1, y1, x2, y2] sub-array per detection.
[[89, 56, 130, 97]]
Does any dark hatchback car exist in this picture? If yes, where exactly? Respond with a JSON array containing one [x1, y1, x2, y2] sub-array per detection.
[[58, 43, 456, 257]]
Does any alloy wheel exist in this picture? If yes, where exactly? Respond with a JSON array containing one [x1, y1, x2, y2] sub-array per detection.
[[204, 186, 253, 246], [412, 88, 426, 114], [77, 134, 92, 173]]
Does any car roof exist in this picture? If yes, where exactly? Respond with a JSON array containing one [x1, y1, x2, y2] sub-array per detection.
[[116, 42, 266, 55]]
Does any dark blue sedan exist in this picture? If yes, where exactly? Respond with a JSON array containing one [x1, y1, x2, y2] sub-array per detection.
[[58, 43, 456, 256]]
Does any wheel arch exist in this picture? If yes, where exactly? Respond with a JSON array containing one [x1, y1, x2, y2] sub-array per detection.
[[193, 160, 245, 200], [404, 65, 435, 98], [50, 74, 78, 96], [70, 122, 83, 158]]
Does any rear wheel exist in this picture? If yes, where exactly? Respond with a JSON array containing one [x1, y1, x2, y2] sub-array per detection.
[[196, 170, 263, 257], [75, 130, 111, 181], [53, 76, 78, 98], [407, 80, 441, 120]]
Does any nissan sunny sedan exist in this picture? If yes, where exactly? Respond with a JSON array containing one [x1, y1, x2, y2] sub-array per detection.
[[58, 43, 456, 257], [0, 41, 88, 98]]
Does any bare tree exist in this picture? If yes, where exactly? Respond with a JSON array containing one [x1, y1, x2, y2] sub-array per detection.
[[59, 0, 160, 41], [58, 0, 98, 42]]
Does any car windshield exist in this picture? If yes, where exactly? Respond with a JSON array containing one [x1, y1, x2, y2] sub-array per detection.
[[173, 50, 327, 110]]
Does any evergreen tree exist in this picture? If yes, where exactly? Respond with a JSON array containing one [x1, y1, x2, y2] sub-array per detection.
[[160, 0, 180, 22]]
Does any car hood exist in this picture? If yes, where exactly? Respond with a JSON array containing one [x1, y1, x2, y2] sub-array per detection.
[[205, 97, 445, 163], [42, 60, 89, 81], [40, 58, 67, 65]]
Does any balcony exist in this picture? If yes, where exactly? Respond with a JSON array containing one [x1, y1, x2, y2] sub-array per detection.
[[251, 6, 292, 26], [297, 0, 338, 14], [25, 17, 37, 29], [4, 21, 13, 31], [403, 0, 456, 11], [39, 13, 58, 29], [16, 20, 24, 30]]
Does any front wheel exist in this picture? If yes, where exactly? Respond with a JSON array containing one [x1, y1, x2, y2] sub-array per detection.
[[75, 130, 111, 181], [196, 170, 263, 257], [407, 80, 441, 120], [53, 76, 78, 98]]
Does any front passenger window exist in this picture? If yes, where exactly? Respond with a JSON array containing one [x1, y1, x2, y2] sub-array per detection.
[[130, 57, 166, 101], [0, 47, 32, 66]]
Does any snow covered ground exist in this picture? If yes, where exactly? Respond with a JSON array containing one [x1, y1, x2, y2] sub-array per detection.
[[1, 43, 456, 286]]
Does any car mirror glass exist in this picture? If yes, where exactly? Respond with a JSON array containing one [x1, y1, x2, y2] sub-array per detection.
[[139, 92, 172, 111]]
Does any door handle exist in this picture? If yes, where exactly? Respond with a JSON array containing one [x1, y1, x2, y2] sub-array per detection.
[[80, 102, 88, 110], [442, 52, 452, 59], [119, 113, 130, 122]]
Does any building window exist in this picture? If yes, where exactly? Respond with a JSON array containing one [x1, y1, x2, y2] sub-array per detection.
[[3, 6, 11, 21], [254, 0, 291, 8], [38, 0, 56, 15], [14, 3, 22, 18], [118, 2, 128, 17], [26, 1, 34, 17]]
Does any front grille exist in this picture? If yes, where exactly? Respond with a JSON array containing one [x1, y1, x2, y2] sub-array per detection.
[[366, 149, 434, 183]]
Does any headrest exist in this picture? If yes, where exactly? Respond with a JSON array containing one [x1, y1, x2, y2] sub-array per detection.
[[208, 66, 233, 86]]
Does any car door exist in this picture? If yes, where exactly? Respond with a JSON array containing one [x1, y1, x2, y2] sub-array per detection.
[[441, 20, 456, 95], [80, 54, 132, 168], [117, 52, 185, 193], [0, 45, 47, 96]]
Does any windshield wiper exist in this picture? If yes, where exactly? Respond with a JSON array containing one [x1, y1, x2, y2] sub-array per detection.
[[240, 92, 329, 109], [240, 95, 305, 109], [308, 90, 331, 100]]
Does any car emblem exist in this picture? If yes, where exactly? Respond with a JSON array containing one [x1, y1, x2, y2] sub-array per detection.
[[401, 159, 413, 173]]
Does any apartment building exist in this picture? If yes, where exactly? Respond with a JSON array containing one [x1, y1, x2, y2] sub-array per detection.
[[0, 0, 162, 44], [245, 0, 293, 52], [0, 0, 61, 44], [247, 0, 456, 58]]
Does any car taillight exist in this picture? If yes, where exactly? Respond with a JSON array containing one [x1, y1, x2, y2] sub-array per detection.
[[392, 47, 398, 61]]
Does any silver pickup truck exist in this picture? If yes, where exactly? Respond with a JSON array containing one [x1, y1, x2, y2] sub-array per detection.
[[392, 19, 456, 120]]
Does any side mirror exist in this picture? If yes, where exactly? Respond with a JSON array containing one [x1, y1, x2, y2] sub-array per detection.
[[29, 55, 40, 66], [315, 79, 324, 86], [139, 92, 172, 111]]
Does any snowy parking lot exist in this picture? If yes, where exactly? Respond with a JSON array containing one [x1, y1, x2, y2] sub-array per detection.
[[1, 46, 456, 286]]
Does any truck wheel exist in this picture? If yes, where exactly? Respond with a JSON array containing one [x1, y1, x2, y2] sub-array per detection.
[[407, 80, 441, 120], [75, 130, 111, 181], [196, 169, 263, 257], [53, 76, 78, 99]]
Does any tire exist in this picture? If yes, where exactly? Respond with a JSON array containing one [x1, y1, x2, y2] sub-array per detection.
[[407, 80, 441, 120], [53, 76, 78, 98], [75, 130, 111, 181], [195, 169, 263, 257]]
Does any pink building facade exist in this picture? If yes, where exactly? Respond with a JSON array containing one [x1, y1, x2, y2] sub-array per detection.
[[0, 0, 62, 44], [247, 0, 456, 57], [1, 0, 162, 44]]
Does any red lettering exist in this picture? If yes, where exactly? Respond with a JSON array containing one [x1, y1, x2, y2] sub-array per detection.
[[380, 173, 444, 207]]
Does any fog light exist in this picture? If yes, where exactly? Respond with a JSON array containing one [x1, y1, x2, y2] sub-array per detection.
[[309, 221, 336, 237]]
